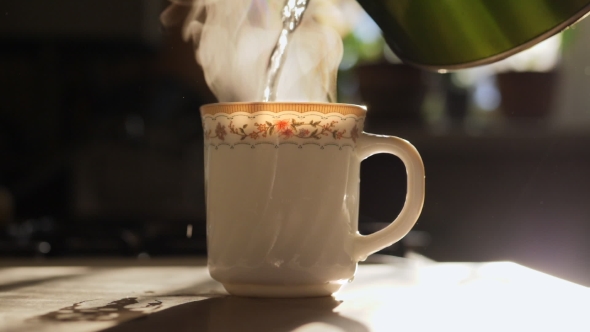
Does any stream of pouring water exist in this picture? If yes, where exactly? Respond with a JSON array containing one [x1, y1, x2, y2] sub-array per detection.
[[262, 0, 311, 102]]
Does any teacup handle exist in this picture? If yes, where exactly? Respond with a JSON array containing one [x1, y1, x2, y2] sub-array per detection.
[[353, 132, 425, 261]]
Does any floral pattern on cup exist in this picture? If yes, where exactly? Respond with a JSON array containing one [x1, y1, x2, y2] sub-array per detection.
[[203, 111, 363, 148], [207, 119, 359, 142]]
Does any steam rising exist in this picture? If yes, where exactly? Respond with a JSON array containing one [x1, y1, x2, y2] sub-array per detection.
[[161, 0, 344, 102]]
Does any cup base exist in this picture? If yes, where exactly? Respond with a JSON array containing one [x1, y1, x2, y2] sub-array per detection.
[[222, 282, 342, 298]]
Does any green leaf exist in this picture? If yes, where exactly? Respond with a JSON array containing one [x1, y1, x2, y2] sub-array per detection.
[[243, 124, 248, 128], [332, 131, 337, 139], [311, 129, 318, 137], [266, 121, 272, 126], [269, 127, 274, 136]]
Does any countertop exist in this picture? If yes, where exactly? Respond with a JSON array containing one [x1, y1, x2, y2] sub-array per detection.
[[1, 255, 587, 332]]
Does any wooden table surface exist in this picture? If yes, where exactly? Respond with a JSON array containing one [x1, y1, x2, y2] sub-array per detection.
[[1, 256, 587, 332]]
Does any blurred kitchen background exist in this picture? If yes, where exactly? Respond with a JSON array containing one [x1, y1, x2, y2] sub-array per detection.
[[1, 1, 590, 286]]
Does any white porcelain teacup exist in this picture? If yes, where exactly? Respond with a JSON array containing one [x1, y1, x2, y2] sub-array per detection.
[[201, 102, 425, 297]]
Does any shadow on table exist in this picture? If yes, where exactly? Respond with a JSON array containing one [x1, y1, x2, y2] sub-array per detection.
[[0, 274, 83, 292], [101, 296, 369, 332]]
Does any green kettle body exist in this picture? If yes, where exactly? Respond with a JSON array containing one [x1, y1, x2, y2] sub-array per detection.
[[357, 0, 590, 70]]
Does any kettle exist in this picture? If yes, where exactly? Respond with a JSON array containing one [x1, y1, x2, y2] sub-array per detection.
[[357, 0, 590, 70]]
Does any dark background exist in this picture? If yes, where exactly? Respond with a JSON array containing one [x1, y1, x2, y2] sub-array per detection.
[[1, 0, 590, 286]]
